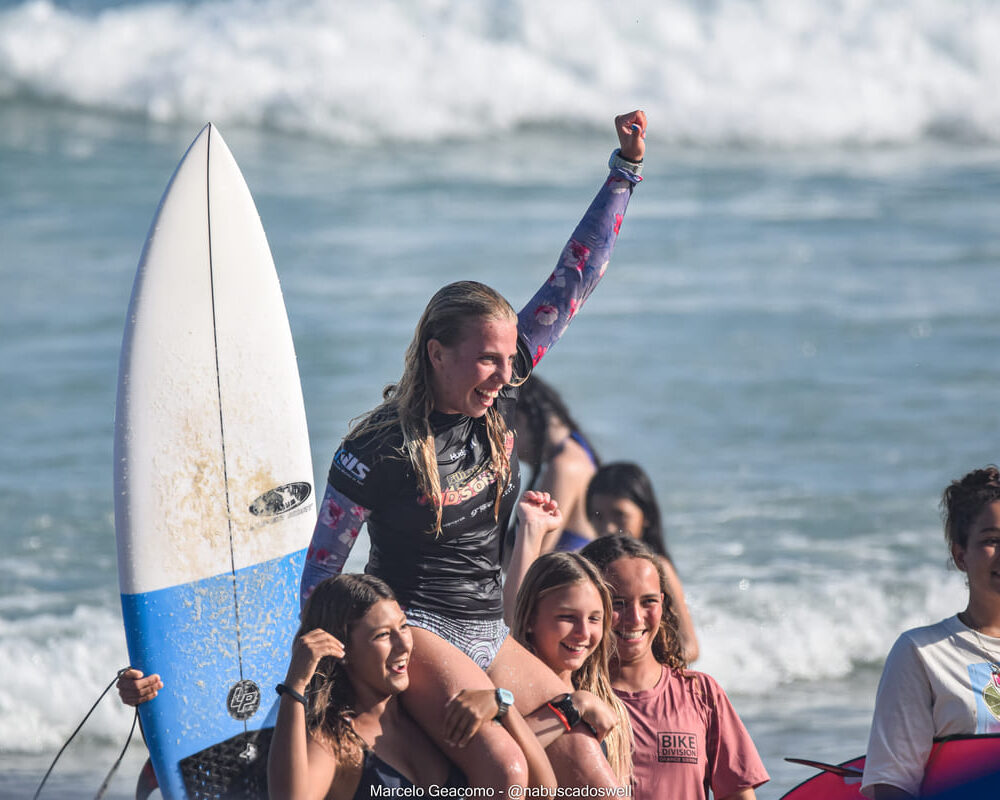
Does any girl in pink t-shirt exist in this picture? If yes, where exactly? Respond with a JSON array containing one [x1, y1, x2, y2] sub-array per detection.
[[581, 535, 769, 800]]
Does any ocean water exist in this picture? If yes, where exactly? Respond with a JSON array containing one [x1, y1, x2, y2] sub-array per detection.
[[2, 1, 1000, 798]]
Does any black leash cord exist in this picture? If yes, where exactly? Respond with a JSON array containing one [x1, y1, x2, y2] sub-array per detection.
[[33, 666, 136, 800], [94, 706, 139, 800]]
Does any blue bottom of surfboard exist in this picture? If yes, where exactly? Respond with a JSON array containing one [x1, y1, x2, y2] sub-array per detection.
[[121, 549, 305, 800]]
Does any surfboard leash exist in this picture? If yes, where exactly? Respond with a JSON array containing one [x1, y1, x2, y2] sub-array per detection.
[[33, 666, 140, 800], [94, 701, 139, 800]]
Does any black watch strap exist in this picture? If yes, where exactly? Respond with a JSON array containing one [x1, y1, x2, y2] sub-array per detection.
[[548, 692, 582, 729]]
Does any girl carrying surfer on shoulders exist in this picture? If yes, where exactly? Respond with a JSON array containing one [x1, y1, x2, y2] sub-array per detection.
[[296, 110, 646, 790], [861, 466, 1000, 799], [580, 534, 768, 800], [587, 461, 699, 663], [267, 573, 554, 799]]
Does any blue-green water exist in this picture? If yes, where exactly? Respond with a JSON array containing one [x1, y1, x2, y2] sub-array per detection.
[[3, 1, 1000, 797]]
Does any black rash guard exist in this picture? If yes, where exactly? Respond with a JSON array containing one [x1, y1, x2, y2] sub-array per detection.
[[325, 345, 528, 619]]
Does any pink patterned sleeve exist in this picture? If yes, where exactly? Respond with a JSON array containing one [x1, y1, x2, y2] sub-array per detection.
[[298, 482, 371, 610], [517, 157, 642, 366]]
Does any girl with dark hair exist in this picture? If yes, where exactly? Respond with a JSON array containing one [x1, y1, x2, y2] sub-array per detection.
[[581, 535, 769, 800], [586, 461, 700, 663], [514, 373, 601, 553], [861, 466, 1000, 800], [267, 574, 554, 799]]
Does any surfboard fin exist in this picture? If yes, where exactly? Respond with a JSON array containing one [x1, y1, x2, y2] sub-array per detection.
[[785, 757, 865, 778]]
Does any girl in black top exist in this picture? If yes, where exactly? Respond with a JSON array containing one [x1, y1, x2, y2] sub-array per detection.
[[268, 574, 554, 799]]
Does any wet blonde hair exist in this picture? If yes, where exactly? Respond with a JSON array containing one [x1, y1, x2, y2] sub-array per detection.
[[351, 281, 527, 534], [511, 552, 634, 784]]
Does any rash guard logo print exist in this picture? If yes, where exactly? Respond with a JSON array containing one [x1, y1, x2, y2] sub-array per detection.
[[658, 731, 698, 764], [333, 446, 370, 483]]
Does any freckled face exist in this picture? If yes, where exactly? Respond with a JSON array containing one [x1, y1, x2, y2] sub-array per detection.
[[589, 494, 647, 539], [603, 557, 663, 666], [343, 600, 412, 699], [428, 317, 518, 418], [528, 580, 605, 682]]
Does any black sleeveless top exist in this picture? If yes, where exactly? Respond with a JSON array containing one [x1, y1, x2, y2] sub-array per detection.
[[352, 748, 467, 799]]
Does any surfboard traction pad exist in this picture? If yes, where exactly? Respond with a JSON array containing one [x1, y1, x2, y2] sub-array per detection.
[[178, 726, 272, 799]]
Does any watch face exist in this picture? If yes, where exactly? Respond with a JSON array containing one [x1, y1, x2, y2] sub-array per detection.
[[497, 688, 514, 705], [555, 694, 580, 725]]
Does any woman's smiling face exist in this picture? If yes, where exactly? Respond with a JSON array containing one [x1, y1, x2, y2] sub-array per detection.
[[603, 556, 663, 666], [528, 579, 605, 681], [343, 598, 413, 699], [427, 316, 519, 417]]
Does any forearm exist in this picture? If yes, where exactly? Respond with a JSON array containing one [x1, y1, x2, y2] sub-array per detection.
[[523, 699, 576, 748], [517, 155, 641, 366], [501, 708, 558, 790], [503, 524, 547, 624], [299, 483, 370, 609], [267, 692, 313, 800]]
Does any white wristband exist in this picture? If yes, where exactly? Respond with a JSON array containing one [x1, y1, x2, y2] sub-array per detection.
[[609, 148, 643, 177]]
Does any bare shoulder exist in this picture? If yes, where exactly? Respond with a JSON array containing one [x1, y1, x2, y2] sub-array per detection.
[[549, 437, 598, 478], [307, 731, 363, 800]]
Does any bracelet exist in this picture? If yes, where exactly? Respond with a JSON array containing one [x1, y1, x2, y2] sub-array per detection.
[[608, 148, 643, 177], [275, 683, 307, 707], [546, 701, 572, 732], [546, 692, 582, 731]]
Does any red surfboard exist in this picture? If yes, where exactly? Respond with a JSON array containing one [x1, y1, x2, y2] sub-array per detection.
[[780, 735, 1000, 799]]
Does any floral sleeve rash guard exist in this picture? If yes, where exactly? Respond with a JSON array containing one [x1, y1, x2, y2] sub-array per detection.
[[299, 160, 641, 618]]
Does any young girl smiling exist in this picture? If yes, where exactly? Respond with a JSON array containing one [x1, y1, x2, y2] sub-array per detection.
[[508, 548, 633, 783], [581, 535, 768, 800]]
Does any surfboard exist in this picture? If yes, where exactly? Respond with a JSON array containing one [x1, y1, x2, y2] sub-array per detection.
[[780, 735, 1000, 799], [114, 124, 315, 799]]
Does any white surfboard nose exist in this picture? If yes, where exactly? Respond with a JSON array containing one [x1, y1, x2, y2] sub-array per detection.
[[115, 123, 313, 595]]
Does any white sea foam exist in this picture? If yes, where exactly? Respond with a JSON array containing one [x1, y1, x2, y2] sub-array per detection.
[[0, 605, 134, 753], [2, 0, 999, 146], [691, 563, 968, 694]]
